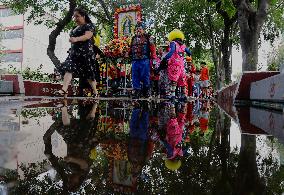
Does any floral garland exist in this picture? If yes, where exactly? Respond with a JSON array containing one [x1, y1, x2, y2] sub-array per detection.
[[114, 4, 142, 39], [104, 36, 131, 59]]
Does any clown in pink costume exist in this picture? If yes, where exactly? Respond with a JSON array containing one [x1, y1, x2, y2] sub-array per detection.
[[163, 29, 192, 100]]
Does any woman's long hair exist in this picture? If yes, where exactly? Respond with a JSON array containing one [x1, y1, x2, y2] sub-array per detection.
[[74, 7, 93, 24]]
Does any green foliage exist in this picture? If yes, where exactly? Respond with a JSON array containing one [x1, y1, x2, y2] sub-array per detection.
[[8, 64, 59, 82], [4, 0, 284, 87], [263, 0, 284, 43], [267, 42, 284, 71], [8, 64, 58, 82], [220, 0, 237, 18], [2, 0, 66, 27], [0, 23, 4, 61]]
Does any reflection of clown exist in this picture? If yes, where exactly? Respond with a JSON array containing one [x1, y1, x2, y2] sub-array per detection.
[[128, 102, 154, 187], [199, 103, 210, 136], [157, 102, 187, 171], [162, 29, 192, 100], [186, 56, 196, 97]]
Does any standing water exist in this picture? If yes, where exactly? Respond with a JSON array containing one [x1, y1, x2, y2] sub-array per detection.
[[0, 99, 283, 194]]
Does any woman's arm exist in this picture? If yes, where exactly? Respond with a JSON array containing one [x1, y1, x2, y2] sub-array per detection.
[[70, 31, 93, 43]]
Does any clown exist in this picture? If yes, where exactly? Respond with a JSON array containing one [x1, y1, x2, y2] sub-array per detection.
[[162, 29, 192, 100], [129, 22, 157, 99]]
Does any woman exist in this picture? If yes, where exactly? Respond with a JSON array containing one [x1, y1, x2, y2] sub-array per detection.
[[57, 7, 100, 98]]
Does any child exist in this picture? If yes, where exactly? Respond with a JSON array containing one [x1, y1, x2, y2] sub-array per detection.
[[150, 46, 161, 98], [128, 101, 154, 187], [108, 63, 121, 96], [200, 62, 210, 99], [129, 23, 157, 99], [199, 103, 209, 136]]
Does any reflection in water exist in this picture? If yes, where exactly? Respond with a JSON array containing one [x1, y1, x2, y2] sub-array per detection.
[[157, 102, 186, 170], [0, 100, 284, 194], [43, 100, 99, 193], [128, 102, 152, 189]]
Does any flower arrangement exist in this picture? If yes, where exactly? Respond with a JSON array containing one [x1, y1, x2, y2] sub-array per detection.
[[104, 37, 131, 59]]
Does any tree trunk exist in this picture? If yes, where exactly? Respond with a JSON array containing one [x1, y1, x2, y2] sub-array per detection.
[[47, 0, 76, 67], [216, 49, 224, 90], [209, 0, 239, 87], [239, 22, 260, 71], [212, 110, 232, 194], [222, 20, 234, 83], [206, 8, 222, 89], [237, 0, 271, 71], [213, 0, 238, 85]]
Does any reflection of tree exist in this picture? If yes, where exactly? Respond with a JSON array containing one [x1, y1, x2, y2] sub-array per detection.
[[235, 134, 265, 195]]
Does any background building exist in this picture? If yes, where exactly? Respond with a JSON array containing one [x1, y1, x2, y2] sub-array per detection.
[[0, 5, 70, 73]]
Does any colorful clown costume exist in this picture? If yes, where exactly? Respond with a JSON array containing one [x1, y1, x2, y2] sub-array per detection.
[[163, 29, 192, 100]]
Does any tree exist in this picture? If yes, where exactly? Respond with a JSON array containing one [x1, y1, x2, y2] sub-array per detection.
[[4, 0, 284, 87], [0, 23, 4, 67], [209, 0, 239, 85], [235, 0, 273, 71]]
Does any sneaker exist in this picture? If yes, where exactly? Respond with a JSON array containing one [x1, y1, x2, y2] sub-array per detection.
[[132, 90, 140, 99], [178, 94, 188, 102], [142, 88, 151, 98]]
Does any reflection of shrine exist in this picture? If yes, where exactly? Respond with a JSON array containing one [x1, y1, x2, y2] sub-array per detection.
[[97, 101, 136, 193], [98, 101, 131, 134], [100, 140, 136, 193]]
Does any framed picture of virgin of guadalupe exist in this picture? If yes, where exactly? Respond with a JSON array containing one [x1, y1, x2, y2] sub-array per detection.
[[113, 4, 142, 38]]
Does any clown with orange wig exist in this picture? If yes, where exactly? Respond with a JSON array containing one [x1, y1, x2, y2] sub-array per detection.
[[161, 29, 192, 100]]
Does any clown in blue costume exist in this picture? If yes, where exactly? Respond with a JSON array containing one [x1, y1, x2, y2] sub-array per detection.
[[129, 22, 156, 99]]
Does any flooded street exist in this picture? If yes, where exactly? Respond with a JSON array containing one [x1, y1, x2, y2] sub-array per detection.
[[0, 99, 284, 194]]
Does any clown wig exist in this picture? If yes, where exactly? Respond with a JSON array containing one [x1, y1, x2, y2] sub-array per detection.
[[168, 29, 185, 42]]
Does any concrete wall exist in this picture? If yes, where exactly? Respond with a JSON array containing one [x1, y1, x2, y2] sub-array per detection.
[[250, 73, 284, 101], [22, 19, 70, 73]]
